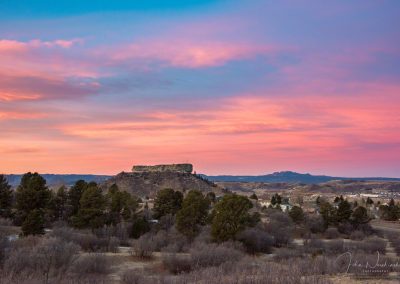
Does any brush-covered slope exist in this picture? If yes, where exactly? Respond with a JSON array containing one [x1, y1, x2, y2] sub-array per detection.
[[102, 171, 221, 197]]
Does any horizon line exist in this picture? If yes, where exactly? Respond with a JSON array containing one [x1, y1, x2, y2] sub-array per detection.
[[3, 170, 400, 180]]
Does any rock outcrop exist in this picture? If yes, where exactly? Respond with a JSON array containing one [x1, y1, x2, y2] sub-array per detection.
[[132, 164, 193, 174]]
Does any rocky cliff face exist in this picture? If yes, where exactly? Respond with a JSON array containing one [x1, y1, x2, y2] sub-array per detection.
[[132, 163, 193, 173], [102, 171, 220, 197]]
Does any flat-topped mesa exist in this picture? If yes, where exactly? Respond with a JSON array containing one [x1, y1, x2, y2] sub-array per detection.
[[132, 163, 193, 174]]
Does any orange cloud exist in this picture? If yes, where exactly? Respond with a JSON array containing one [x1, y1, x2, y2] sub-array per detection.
[[0, 110, 46, 120]]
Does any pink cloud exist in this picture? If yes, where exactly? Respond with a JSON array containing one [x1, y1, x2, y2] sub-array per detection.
[[48, 82, 400, 175], [0, 39, 80, 53], [0, 74, 100, 102], [0, 38, 101, 101], [110, 40, 276, 68], [0, 110, 46, 120]]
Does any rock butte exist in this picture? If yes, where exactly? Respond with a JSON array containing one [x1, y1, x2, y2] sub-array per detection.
[[132, 164, 193, 174]]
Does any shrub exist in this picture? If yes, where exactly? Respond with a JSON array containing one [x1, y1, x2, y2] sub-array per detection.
[[50, 226, 118, 252], [346, 237, 386, 254], [145, 228, 188, 253], [157, 213, 175, 231], [121, 269, 143, 284], [0, 236, 9, 264], [274, 246, 304, 260], [324, 240, 345, 255], [337, 222, 354, 235], [265, 212, 294, 247], [93, 223, 130, 245], [303, 237, 324, 255], [9, 235, 41, 249], [193, 226, 212, 245], [236, 227, 274, 254], [350, 230, 365, 241], [325, 227, 339, 239], [357, 223, 374, 236], [131, 235, 155, 258], [190, 242, 244, 268], [0, 217, 13, 226], [108, 236, 120, 253], [305, 214, 326, 234], [70, 253, 111, 275], [167, 256, 336, 284], [162, 253, 192, 274], [3, 237, 79, 282]]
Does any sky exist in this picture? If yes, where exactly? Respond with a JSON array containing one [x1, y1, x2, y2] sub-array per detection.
[[0, 0, 400, 177]]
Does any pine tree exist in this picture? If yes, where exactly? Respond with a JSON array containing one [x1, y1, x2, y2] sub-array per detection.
[[153, 188, 183, 219], [289, 205, 304, 224], [15, 172, 50, 225], [106, 184, 138, 225], [319, 200, 337, 226], [21, 209, 45, 236], [351, 206, 370, 225], [54, 186, 68, 221], [336, 200, 353, 223], [72, 183, 106, 229], [211, 194, 253, 242], [176, 190, 210, 239], [250, 193, 258, 200], [0, 175, 13, 218], [67, 180, 88, 220]]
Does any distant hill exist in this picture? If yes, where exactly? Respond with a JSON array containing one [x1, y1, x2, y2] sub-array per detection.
[[5, 174, 111, 188], [203, 171, 400, 184], [5, 171, 400, 188]]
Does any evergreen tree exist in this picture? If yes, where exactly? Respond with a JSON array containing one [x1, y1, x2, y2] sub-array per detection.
[[106, 184, 138, 225], [249, 193, 258, 200], [54, 186, 68, 221], [153, 188, 183, 219], [319, 201, 337, 226], [176, 190, 210, 239], [67, 180, 88, 220], [72, 183, 106, 229], [379, 199, 400, 221], [21, 209, 45, 235], [289, 205, 304, 224], [271, 193, 281, 206], [366, 197, 374, 205], [0, 175, 13, 218], [336, 200, 353, 223], [351, 206, 370, 225], [211, 194, 253, 242], [130, 216, 150, 239], [15, 172, 50, 225]]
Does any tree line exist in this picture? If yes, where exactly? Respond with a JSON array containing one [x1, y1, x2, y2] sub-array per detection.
[[0, 173, 260, 242], [0, 173, 139, 236]]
